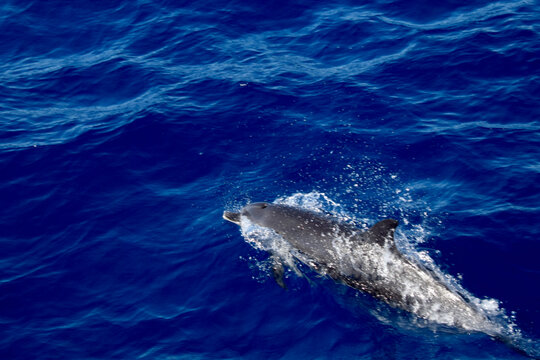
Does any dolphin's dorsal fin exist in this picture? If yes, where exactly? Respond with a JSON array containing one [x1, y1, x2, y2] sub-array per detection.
[[367, 219, 398, 248]]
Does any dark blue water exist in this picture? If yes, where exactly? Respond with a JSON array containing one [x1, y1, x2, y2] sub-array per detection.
[[1, 0, 539, 358]]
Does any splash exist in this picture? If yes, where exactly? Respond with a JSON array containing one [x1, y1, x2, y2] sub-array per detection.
[[239, 215, 303, 278]]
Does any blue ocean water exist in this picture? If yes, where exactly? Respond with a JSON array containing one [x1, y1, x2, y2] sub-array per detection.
[[1, 0, 539, 358]]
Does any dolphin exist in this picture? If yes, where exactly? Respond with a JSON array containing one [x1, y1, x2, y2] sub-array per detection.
[[223, 202, 497, 333]]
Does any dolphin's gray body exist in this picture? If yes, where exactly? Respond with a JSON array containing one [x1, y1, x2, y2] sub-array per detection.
[[224, 202, 496, 333]]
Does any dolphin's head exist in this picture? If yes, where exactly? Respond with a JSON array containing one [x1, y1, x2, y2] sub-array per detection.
[[240, 202, 273, 225], [224, 202, 351, 260], [223, 202, 272, 226], [224, 202, 306, 237]]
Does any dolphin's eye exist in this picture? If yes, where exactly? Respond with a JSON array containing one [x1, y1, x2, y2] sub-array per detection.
[[261, 204, 267, 209]]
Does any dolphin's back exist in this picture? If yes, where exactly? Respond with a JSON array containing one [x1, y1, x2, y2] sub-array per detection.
[[264, 205, 361, 263], [260, 205, 490, 331]]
